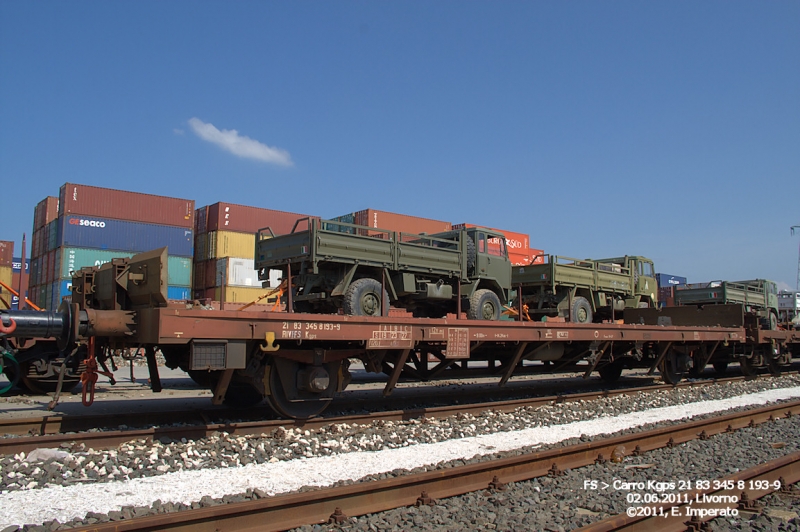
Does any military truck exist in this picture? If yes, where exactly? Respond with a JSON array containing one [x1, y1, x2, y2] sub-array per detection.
[[511, 255, 658, 323], [674, 279, 779, 329], [255, 218, 512, 319]]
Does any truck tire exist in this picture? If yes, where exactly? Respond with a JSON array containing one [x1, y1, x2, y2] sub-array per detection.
[[468, 289, 501, 320], [466, 236, 476, 276], [570, 296, 593, 324], [344, 278, 389, 317]]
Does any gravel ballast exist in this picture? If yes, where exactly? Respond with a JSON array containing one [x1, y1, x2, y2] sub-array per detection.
[[2, 381, 800, 529]]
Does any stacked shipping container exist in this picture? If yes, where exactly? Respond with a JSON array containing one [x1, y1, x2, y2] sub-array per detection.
[[8, 258, 29, 309], [656, 273, 688, 308], [0, 241, 14, 309], [451, 223, 543, 266], [331, 209, 452, 237], [193, 202, 308, 304], [29, 184, 196, 309]]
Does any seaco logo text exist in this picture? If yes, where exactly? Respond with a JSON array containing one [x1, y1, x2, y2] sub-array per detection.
[[69, 218, 106, 228]]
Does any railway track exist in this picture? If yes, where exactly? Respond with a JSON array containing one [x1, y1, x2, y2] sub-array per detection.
[[56, 395, 800, 531], [0, 374, 771, 456]]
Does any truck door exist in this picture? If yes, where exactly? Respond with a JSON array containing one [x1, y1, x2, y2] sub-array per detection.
[[475, 231, 511, 291], [636, 259, 658, 306]]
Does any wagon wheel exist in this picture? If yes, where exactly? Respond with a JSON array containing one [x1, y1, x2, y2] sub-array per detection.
[[19, 359, 82, 395], [598, 360, 624, 382], [712, 361, 729, 376], [0, 350, 20, 395], [738, 356, 758, 377], [266, 360, 336, 420], [767, 348, 783, 377], [659, 350, 687, 385]]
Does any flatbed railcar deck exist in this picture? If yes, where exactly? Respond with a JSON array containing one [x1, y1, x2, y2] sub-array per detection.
[[2, 248, 799, 419]]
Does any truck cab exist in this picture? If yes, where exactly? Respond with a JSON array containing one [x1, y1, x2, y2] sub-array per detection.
[[595, 256, 658, 308]]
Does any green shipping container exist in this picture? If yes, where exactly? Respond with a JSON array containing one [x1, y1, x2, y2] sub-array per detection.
[[56, 248, 192, 287]]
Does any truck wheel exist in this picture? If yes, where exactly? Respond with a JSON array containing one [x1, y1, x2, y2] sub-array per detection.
[[344, 278, 389, 317], [466, 236, 476, 276], [768, 311, 778, 331], [570, 297, 593, 324], [468, 289, 501, 320]]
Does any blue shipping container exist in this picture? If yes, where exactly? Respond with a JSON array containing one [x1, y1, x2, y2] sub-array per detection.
[[167, 286, 191, 300], [58, 215, 193, 257], [12, 258, 30, 273], [656, 273, 687, 288]]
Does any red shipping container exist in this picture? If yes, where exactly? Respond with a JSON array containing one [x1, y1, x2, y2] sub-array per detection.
[[352, 209, 451, 236], [34, 197, 59, 231], [0, 241, 13, 267], [59, 183, 195, 228], [205, 202, 312, 235], [509, 249, 544, 266], [452, 223, 530, 253]]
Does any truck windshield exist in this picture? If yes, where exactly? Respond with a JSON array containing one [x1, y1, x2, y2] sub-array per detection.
[[478, 233, 507, 257]]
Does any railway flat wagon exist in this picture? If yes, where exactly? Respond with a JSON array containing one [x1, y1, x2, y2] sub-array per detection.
[[2, 249, 799, 419]]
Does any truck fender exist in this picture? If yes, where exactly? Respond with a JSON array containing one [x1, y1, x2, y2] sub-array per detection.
[[331, 264, 360, 297], [464, 280, 507, 304]]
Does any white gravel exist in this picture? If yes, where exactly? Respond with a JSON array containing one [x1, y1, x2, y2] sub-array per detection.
[[2, 385, 800, 528]]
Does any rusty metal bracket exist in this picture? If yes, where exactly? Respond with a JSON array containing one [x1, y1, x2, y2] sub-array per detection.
[[498, 342, 530, 387], [647, 341, 672, 375], [383, 349, 411, 397], [328, 507, 348, 524], [145, 346, 161, 393], [488, 475, 507, 492], [737, 491, 763, 513], [415, 491, 436, 506], [212, 368, 235, 405], [547, 463, 564, 477], [583, 341, 610, 379]]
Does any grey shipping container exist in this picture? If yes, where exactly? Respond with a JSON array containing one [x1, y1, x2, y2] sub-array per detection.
[[59, 183, 195, 229]]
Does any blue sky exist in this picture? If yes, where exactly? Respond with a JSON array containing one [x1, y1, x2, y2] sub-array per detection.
[[1, 2, 798, 289]]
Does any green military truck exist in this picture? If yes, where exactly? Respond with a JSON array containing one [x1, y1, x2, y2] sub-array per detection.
[[511, 255, 658, 323], [255, 218, 512, 319], [674, 279, 779, 329]]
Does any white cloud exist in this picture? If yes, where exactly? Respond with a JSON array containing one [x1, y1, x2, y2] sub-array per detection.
[[188, 117, 293, 166], [173, 128, 185, 135]]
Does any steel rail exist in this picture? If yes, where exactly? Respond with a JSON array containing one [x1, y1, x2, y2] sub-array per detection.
[[0, 374, 763, 455], [575, 451, 800, 531], [66, 397, 800, 531]]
